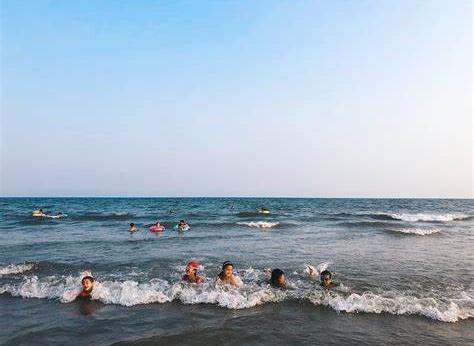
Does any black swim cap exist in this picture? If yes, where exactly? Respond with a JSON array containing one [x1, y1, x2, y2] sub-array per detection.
[[222, 261, 234, 269], [271, 269, 284, 285], [320, 270, 332, 277], [81, 275, 94, 283]]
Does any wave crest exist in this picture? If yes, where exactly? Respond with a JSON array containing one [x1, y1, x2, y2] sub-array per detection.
[[307, 291, 473, 323], [1, 272, 472, 322], [237, 221, 280, 229], [391, 228, 441, 236], [0, 263, 36, 276], [380, 213, 470, 222]]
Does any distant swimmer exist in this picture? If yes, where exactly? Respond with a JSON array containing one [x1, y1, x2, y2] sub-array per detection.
[[32, 209, 45, 217], [216, 261, 243, 288], [129, 223, 138, 233], [149, 222, 165, 232], [48, 212, 66, 219], [258, 208, 270, 214], [270, 268, 286, 288], [182, 261, 203, 284], [174, 220, 190, 232], [77, 275, 95, 300], [319, 270, 339, 288]]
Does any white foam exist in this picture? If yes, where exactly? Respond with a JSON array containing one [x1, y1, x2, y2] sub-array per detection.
[[1, 272, 472, 322], [392, 228, 441, 235], [389, 213, 469, 222], [44, 214, 67, 219], [304, 263, 329, 277], [237, 221, 280, 228], [307, 291, 474, 323], [0, 263, 35, 276], [0, 275, 80, 302]]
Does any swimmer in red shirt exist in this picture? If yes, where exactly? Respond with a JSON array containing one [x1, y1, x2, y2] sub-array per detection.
[[77, 275, 95, 300], [182, 261, 202, 284]]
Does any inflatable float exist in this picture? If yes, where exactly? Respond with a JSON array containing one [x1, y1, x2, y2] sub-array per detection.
[[32, 212, 46, 217], [258, 210, 271, 215], [149, 225, 165, 232], [174, 224, 190, 232]]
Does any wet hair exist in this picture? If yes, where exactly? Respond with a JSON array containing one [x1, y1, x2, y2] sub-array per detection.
[[130, 223, 135, 227], [81, 276, 94, 284], [270, 269, 284, 286], [218, 261, 234, 279], [320, 270, 332, 278], [180, 220, 185, 223]]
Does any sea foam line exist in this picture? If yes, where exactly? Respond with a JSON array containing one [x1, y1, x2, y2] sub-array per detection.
[[0, 263, 35, 276], [1, 273, 472, 322], [386, 213, 470, 222], [391, 228, 441, 236], [237, 221, 280, 228]]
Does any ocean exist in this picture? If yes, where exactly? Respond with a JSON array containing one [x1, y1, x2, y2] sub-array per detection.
[[0, 197, 473, 345]]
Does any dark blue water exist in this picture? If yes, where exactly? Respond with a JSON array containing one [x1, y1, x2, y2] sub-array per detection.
[[1, 198, 473, 345]]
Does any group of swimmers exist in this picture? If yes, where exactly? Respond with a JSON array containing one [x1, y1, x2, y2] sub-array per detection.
[[76, 260, 337, 300], [129, 220, 191, 234]]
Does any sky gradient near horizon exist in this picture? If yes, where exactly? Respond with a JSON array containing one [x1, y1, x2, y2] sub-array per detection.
[[1, 0, 472, 197]]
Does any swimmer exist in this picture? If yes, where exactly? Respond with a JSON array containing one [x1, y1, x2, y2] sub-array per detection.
[[77, 276, 95, 300], [217, 261, 243, 287], [182, 261, 203, 284], [32, 208, 44, 216], [270, 268, 286, 288], [176, 220, 190, 231], [129, 223, 138, 233], [319, 270, 339, 288]]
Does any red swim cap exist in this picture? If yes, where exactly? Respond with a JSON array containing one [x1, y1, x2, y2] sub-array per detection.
[[188, 261, 199, 268]]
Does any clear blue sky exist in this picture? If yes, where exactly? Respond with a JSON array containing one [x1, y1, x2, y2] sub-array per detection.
[[0, 0, 472, 197]]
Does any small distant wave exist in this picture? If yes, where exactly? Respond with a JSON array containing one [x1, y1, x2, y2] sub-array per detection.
[[0, 263, 36, 276], [372, 213, 471, 222], [237, 221, 280, 229], [391, 228, 441, 236]]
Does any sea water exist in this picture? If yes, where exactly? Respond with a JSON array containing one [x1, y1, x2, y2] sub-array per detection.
[[0, 198, 473, 345]]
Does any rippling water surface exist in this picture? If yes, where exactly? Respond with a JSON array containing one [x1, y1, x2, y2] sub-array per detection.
[[0, 198, 473, 345]]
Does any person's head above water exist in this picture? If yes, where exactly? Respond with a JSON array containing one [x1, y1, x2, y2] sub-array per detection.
[[130, 223, 135, 227], [81, 276, 95, 291], [320, 270, 333, 286], [219, 261, 234, 279], [270, 268, 286, 288], [186, 261, 199, 275], [179, 220, 185, 224]]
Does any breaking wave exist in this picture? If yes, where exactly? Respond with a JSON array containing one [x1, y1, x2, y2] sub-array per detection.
[[373, 213, 471, 222], [1, 268, 472, 323], [0, 263, 36, 276]]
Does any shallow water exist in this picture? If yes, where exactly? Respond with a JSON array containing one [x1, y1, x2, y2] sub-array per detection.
[[0, 198, 473, 345]]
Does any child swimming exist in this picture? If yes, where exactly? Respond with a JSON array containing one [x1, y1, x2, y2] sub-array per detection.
[[319, 270, 339, 288], [77, 276, 95, 300], [216, 261, 243, 287], [182, 261, 203, 284], [270, 268, 286, 288], [129, 223, 138, 233], [175, 220, 190, 232]]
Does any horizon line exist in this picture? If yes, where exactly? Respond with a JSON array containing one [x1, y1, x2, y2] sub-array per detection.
[[0, 195, 472, 200]]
